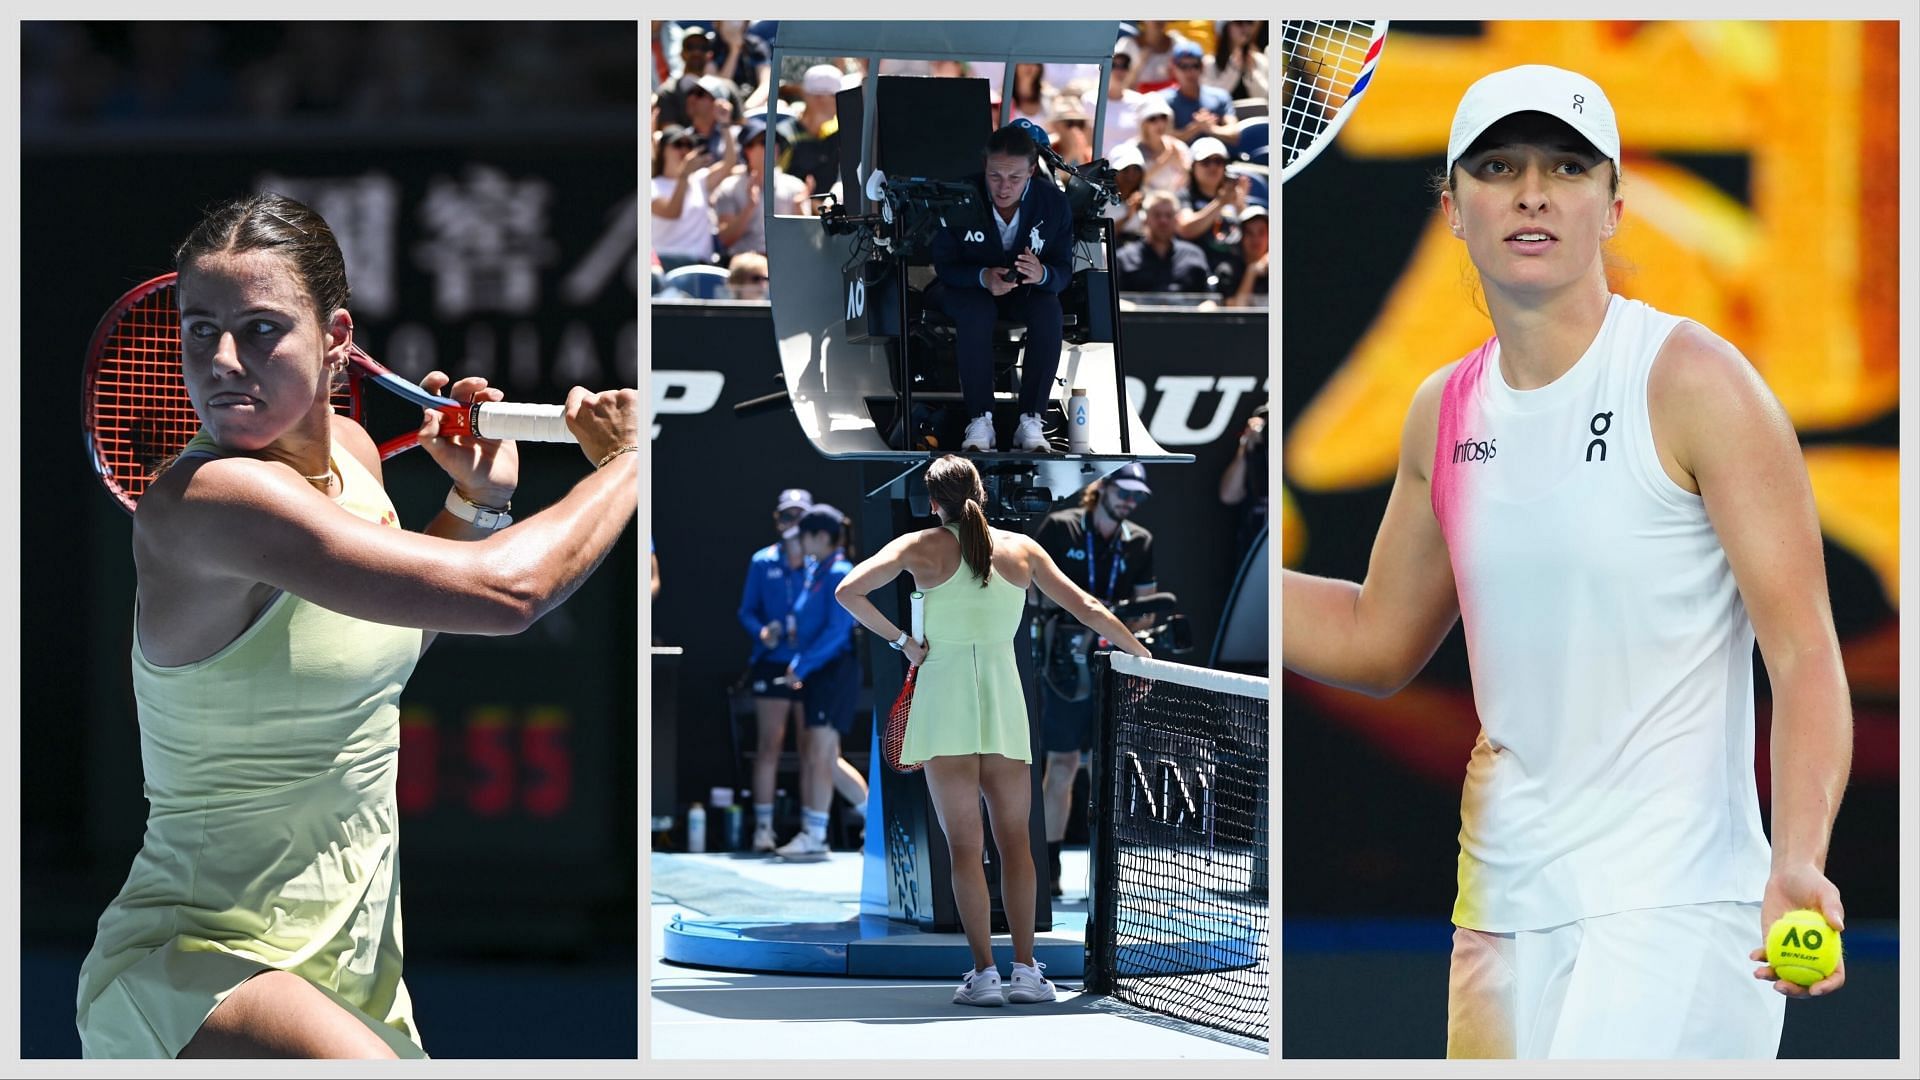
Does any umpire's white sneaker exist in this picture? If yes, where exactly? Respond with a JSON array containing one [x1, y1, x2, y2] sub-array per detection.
[[1006, 961, 1057, 1004], [962, 412, 996, 452], [953, 966, 1006, 1007], [1013, 412, 1050, 453]]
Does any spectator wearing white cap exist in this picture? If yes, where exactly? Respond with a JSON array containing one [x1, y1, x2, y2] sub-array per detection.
[[1085, 37, 1150, 154], [1046, 92, 1093, 167], [1219, 204, 1267, 308], [1102, 142, 1149, 239], [784, 63, 847, 202], [1162, 39, 1237, 145], [1176, 136, 1249, 264], [1121, 94, 1192, 195]]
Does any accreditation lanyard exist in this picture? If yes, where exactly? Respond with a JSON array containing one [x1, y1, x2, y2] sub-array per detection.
[[799, 549, 844, 600], [782, 556, 804, 616], [1085, 522, 1127, 603], [798, 550, 846, 652]]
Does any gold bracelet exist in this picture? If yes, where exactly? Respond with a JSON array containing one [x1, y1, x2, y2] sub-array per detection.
[[594, 444, 640, 469]]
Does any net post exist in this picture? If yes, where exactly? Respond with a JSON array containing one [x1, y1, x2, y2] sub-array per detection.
[[1083, 648, 1117, 995]]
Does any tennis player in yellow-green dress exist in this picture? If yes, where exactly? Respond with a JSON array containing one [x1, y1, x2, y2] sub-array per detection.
[[836, 454, 1150, 1009], [76, 192, 640, 1058], [77, 433, 427, 1058]]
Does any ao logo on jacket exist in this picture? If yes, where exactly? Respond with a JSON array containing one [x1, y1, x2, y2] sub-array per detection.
[[962, 230, 986, 243]]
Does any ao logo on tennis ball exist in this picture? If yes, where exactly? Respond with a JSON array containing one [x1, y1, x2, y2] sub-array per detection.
[[1765, 910, 1841, 987]]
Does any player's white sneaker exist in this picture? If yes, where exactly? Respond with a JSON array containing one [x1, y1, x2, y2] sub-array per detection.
[[953, 966, 1006, 1007], [774, 831, 829, 861], [751, 825, 778, 853], [1006, 960, 1056, 1004], [962, 412, 996, 452], [1013, 412, 1050, 453]]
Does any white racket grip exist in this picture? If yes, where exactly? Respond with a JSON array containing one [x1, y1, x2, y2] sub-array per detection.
[[910, 591, 926, 645], [471, 402, 574, 443]]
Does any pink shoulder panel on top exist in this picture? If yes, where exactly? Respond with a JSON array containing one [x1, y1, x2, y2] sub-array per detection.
[[1429, 337, 1495, 537]]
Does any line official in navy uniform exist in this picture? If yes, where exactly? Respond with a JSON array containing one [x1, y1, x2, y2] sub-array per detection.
[[928, 123, 1075, 453]]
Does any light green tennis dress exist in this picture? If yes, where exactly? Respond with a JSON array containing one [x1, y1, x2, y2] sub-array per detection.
[[898, 525, 1033, 765], [75, 433, 428, 1059]]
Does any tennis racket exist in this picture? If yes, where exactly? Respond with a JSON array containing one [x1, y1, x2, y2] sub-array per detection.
[[1279, 20, 1388, 183], [882, 590, 927, 775], [82, 273, 575, 514]]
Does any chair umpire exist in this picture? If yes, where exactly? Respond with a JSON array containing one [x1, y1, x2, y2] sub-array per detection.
[[927, 122, 1075, 454]]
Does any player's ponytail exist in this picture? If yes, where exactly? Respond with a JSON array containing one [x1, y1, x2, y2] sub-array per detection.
[[925, 454, 994, 586], [959, 497, 993, 587]]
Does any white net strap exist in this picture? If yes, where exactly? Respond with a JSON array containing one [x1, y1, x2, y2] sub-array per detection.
[[1109, 652, 1270, 701]]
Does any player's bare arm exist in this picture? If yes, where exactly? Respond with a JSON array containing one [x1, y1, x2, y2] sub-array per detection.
[[1281, 363, 1462, 695], [134, 400, 638, 657], [1651, 324, 1853, 997]]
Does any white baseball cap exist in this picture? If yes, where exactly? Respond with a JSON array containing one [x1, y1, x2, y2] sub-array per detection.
[[803, 64, 845, 96], [1446, 65, 1620, 174], [1107, 143, 1144, 172], [1190, 136, 1230, 162]]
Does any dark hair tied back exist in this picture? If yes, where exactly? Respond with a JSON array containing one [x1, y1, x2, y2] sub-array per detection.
[[925, 455, 994, 586], [175, 193, 349, 325]]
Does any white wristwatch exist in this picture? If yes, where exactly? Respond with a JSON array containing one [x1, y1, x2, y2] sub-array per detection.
[[444, 489, 513, 530], [888, 631, 911, 651]]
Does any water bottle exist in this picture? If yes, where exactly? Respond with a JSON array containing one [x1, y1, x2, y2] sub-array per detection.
[[724, 804, 744, 851], [687, 802, 706, 853], [1067, 388, 1091, 454]]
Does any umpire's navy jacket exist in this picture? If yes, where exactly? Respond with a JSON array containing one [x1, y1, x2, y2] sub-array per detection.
[[929, 173, 1075, 295]]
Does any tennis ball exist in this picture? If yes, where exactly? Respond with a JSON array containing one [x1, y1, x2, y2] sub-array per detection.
[[1765, 909, 1840, 987]]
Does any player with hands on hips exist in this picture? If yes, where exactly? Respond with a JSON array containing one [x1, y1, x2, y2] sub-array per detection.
[[836, 455, 1149, 1007]]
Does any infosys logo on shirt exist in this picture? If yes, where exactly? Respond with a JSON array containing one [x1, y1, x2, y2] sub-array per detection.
[[1452, 437, 1497, 464]]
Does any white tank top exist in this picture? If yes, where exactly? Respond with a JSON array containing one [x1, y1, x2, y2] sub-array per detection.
[[1429, 294, 1771, 932]]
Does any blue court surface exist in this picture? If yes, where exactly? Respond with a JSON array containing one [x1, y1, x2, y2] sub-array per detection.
[[649, 849, 1269, 1060]]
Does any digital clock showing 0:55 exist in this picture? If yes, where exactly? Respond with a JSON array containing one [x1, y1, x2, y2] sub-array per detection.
[[397, 704, 576, 819]]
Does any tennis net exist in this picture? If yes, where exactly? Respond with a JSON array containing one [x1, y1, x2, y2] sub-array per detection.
[[1085, 652, 1270, 1044]]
